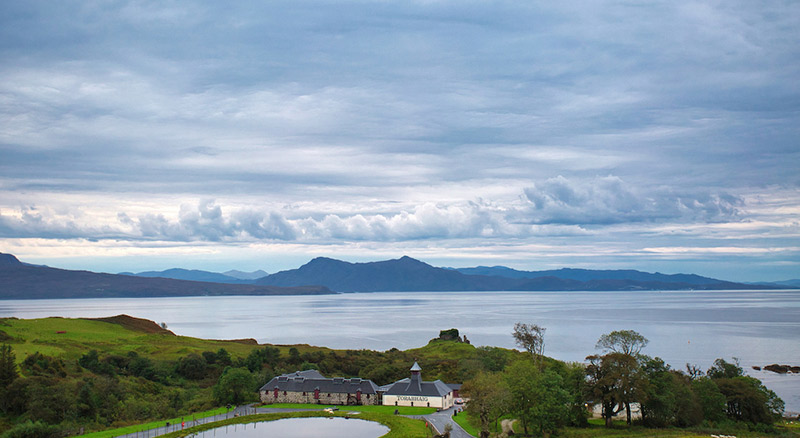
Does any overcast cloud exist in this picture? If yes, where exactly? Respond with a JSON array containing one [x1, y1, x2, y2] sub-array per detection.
[[1, 1, 798, 281]]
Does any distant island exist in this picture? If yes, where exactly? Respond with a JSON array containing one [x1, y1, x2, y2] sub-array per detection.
[[1, 252, 793, 299]]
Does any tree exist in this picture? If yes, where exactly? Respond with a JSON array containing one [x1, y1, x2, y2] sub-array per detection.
[[512, 323, 545, 367], [639, 357, 702, 427], [585, 353, 644, 427], [462, 372, 509, 438], [504, 360, 539, 435], [0, 344, 19, 387], [706, 357, 743, 379], [529, 370, 571, 437], [714, 376, 783, 424], [175, 353, 207, 380], [595, 330, 648, 356], [692, 377, 726, 423], [213, 367, 256, 405]]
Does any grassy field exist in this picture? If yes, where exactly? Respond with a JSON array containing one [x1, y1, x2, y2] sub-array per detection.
[[155, 410, 432, 438], [0, 316, 335, 363], [0, 317, 263, 362], [259, 402, 437, 415]]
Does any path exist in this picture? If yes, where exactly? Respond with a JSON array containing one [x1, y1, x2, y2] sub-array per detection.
[[411, 406, 474, 438]]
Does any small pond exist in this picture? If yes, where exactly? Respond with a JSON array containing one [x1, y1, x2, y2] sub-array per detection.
[[197, 418, 389, 438]]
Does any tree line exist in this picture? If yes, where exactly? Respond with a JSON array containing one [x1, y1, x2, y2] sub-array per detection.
[[462, 324, 785, 438]]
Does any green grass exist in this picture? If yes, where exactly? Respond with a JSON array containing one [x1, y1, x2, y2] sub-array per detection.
[[259, 403, 437, 415], [0, 317, 265, 362], [453, 411, 513, 437], [76, 407, 230, 438], [452, 411, 479, 436], [156, 410, 432, 438]]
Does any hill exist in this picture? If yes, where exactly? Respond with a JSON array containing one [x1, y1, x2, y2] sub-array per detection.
[[0, 253, 331, 299], [223, 269, 269, 280], [255, 255, 763, 293], [120, 268, 250, 284], [455, 266, 724, 285]]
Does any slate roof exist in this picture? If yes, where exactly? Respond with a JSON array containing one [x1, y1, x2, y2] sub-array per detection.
[[259, 370, 379, 395], [382, 377, 453, 397]]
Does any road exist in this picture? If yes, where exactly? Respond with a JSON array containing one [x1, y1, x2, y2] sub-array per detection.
[[414, 406, 474, 438]]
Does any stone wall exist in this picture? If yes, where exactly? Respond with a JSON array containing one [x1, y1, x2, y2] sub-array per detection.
[[260, 390, 381, 406]]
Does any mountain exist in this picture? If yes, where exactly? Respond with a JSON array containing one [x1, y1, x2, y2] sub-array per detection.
[[223, 269, 269, 280], [256, 256, 764, 293], [120, 268, 248, 284], [747, 279, 800, 288], [455, 266, 723, 285], [0, 253, 331, 299], [256, 256, 499, 292]]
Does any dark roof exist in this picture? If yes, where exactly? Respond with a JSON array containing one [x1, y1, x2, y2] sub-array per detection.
[[277, 370, 325, 380], [447, 383, 462, 391], [259, 371, 379, 395], [382, 377, 452, 397]]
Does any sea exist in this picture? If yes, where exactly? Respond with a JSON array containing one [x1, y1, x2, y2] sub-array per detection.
[[1, 290, 798, 413]]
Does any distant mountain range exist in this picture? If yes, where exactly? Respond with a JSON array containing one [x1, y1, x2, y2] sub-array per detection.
[[0, 253, 330, 299], [253, 255, 781, 292], [1, 252, 793, 299]]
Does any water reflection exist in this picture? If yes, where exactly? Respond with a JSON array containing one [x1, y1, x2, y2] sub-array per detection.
[[199, 418, 388, 438]]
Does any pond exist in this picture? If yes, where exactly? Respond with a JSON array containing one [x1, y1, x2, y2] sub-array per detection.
[[196, 418, 389, 438]]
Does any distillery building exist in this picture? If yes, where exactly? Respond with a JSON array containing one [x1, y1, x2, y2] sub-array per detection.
[[259, 370, 381, 405], [380, 362, 455, 409]]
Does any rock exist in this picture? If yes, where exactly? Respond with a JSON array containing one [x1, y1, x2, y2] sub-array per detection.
[[763, 364, 800, 374]]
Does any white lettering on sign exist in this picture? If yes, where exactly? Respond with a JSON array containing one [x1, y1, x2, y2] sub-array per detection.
[[397, 396, 428, 402]]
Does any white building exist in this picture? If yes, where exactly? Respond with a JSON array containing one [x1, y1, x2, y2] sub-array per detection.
[[380, 362, 455, 409]]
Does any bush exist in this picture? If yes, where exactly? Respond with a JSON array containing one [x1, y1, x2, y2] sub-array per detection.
[[1, 421, 61, 438]]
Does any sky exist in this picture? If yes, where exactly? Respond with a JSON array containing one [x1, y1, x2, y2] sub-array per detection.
[[1, 1, 799, 282]]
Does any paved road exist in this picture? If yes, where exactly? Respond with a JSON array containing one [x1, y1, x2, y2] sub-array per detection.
[[413, 406, 474, 438]]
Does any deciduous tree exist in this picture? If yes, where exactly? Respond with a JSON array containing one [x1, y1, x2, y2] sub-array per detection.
[[213, 367, 256, 405], [512, 323, 545, 367], [462, 371, 509, 438], [595, 330, 648, 356]]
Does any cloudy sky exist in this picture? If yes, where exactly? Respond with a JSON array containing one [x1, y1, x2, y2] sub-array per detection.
[[1, 1, 798, 281]]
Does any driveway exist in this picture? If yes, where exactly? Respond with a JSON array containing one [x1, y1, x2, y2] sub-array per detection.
[[410, 406, 474, 438]]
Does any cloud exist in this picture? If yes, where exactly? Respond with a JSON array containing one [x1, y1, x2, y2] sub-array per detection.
[[521, 175, 743, 225]]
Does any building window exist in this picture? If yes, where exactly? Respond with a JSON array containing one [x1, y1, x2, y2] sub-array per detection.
[[302, 392, 306, 396], [283, 391, 287, 395]]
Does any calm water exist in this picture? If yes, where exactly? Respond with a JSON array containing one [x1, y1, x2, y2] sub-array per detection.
[[194, 418, 388, 438], [1, 290, 798, 411]]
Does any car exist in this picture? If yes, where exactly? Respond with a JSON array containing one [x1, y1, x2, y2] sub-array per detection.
[[455, 398, 464, 405]]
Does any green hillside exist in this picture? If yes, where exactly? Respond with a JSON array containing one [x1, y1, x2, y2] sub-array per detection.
[[0, 317, 500, 437]]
